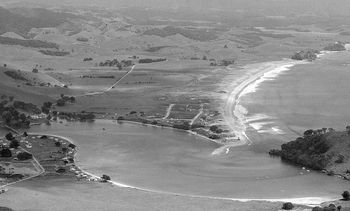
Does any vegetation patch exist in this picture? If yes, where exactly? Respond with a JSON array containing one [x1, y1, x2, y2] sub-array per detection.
[[3, 69, 28, 81], [143, 26, 218, 41], [0, 36, 58, 49], [39, 50, 70, 56]]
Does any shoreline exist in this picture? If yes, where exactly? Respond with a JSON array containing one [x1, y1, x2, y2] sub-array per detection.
[[221, 59, 308, 152], [1, 53, 347, 207], [23, 128, 336, 206]]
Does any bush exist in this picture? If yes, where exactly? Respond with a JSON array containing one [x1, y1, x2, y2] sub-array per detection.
[[117, 116, 124, 121], [342, 191, 350, 201], [282, 202, 294, 210], [55, 142, 61, 147], [17, 152, 33, 160], [9, 140, 20, 149]]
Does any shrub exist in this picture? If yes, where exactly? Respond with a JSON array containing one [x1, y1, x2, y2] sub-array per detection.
[[282, 202, 294, 210], [342, 191, 350, 201], [17, 152, 33, 160], [312, 207, 323, 211], [117, 116, 124, 121], [55, 142, 61, 147]]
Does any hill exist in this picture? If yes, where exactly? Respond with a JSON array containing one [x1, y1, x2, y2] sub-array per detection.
[[0, 6, 79, 37], [270, 128, 350, 179], [143, 26, 218, 41]]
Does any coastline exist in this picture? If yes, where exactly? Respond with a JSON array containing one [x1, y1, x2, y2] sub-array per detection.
[[220, 59, 308, 154], [24, 126, 336, 206], [2, 52, 348, 208]]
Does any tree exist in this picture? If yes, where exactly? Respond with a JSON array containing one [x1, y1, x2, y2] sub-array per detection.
[[101, 174, 111, 182], [342, 191, 350, 201], [9, 140, 20, 149], [56, 99, 65, 107], [5, 132, 14, 141], [43, 102, 53, 108], [68, 143, 76, 149], [303, 129, 314, 137], [0, 148, 12, 157], [282, 202, 294, 210], [17, 152, 33, 160], [55, 142, 61, 147], [19, 113, 27, 122], [70, 97, 76, 103], [8, 96, 14, 102], [2, 111, 12, 124]]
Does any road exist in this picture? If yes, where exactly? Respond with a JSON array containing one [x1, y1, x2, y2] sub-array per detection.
[[162, 104, 175, 120], [190, 104, 204, 125], [75, 65, 136, 97]]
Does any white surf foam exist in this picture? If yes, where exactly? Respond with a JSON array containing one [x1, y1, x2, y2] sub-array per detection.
[[239, 63, 298, 98], [230, 60, 305, 143]]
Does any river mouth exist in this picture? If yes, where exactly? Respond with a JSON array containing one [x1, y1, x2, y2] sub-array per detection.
[[29, 120, 349, 203]]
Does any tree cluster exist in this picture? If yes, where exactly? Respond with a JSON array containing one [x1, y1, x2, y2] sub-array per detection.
[[138, 58, 166, 64], [99, 59, 133, 70], [1, 101, 31, 128], [56, 94, 75, 107]]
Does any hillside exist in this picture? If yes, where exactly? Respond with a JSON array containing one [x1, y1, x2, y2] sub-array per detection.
[[0, 6, 79, 37], [0, 66, 67, 105], [270, 128, 350, 179], [143, 26, 218, 41]]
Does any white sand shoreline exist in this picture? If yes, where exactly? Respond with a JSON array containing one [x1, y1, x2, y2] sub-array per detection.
[[220, 59, 308, 153]]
